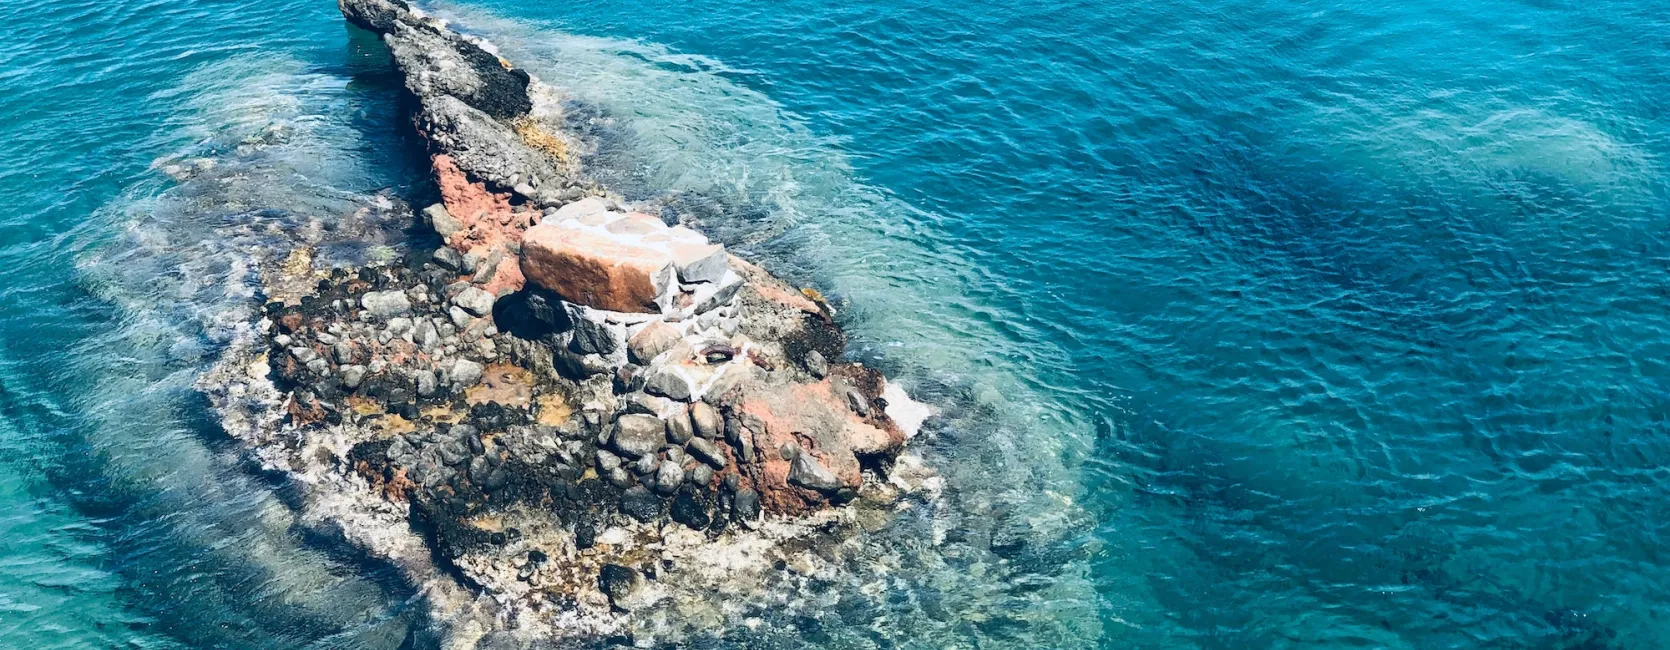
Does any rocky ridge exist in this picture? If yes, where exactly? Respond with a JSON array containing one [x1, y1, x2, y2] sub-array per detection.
[[199, 0, 941, 646]]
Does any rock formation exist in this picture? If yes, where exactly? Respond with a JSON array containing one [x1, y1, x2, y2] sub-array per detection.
[[198, 1, 940, 646]]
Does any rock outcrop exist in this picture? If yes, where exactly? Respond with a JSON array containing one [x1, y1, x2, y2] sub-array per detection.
[[198, 1, 941, 647]]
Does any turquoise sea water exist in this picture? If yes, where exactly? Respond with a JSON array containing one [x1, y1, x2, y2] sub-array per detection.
[[2, 0, 1668, 647]]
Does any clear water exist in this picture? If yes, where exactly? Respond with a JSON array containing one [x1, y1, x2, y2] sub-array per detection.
[[1, 0, 1667, 647]]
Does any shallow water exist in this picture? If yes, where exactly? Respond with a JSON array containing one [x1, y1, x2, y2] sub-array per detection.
[[2, 0, 1668, 647]]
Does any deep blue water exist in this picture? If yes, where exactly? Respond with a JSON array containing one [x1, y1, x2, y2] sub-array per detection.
[[1, 0, 1667, 647]]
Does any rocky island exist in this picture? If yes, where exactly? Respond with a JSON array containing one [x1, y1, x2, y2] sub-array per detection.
[[199, 0, 940, 646]]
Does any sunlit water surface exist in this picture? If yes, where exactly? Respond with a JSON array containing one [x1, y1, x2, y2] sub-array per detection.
[[0, 0, 1666, 647]]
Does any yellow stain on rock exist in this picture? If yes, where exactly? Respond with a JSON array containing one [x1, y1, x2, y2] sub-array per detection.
[[281, 246, 314, 277], [466, 363, 535, 408], [375, 414, 416, 435], [535, 393, 572, 427], [422, 404, 465, 424], [346, 396, 384, 417], [469, 514, 505, 532], [512, 117, 572, 165]]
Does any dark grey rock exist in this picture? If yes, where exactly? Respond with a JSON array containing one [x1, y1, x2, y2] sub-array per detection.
[[788, 454, 843, 493], [805, 349, 828, 379], [386, 437, 414, 462], [598, 564, 643, 610], [691, 401, 721, 438], [619, 486, 660, 522], [670, 489, 711, 529], [574, 519, 596, 550], [432, 245, 464, 272], [620, 392, 673, 417], [732, 488, 761, 528], [630, 453, 659, 477], [551, 344, 605, 379], [725, 415, 756, 463], [688, 464, 713, 488], [643, 367, 693, 402], [844, 387, 871, 416], [438, 441, 469, 467], [484, 467, 508, 491], [570, 314, 619, 356], [665, 409, 694, 444], [653, 460, 684, 495]]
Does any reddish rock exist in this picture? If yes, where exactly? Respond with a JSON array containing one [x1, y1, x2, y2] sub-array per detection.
[[731, 377, 902, 514], [432, 154, 532, 295], [519, 222, 676, 313]]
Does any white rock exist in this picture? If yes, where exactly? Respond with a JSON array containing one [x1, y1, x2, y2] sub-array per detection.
[[361, 290, 411, 318], [551, 197, 609, 224], [449, 305, 473, 328], [451, 359, 484, 388], [453, 286, 496, 317]]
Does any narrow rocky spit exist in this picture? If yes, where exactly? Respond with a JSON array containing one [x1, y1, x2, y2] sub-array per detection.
[[199, 0, 942, 646]]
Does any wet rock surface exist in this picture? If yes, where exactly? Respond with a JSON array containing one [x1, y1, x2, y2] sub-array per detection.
[[196, 1, 947, 647]]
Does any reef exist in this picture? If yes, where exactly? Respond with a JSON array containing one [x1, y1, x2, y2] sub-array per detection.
[[198, 0, 941, 646]]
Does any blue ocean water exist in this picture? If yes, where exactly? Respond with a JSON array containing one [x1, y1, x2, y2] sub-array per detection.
[[1, 0, 1667, 647]]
